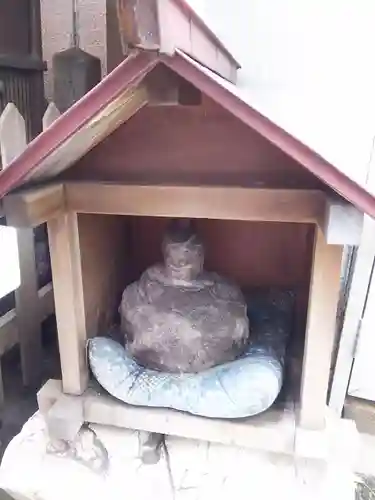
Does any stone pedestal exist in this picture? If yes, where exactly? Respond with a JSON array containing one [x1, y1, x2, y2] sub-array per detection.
[[0, 412, 358, 500]]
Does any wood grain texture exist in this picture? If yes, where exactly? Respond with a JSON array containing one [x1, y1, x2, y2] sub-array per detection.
[[48, 213, 129, 395], [129, 216, 314, 290], [65, 182, 325, 224], [156, 0, 238, 81], [38, 381, 296, 455], [66, 99, 326, 190], [78, 214, 130, 338], [15, 228, 42, 387], [3, 184, 65, 228], [0, 283, 54, 357], [28, 85, 149, 183], [299, 229, 343, 429], [319, 197, 364, 246], [47, 213, 88, 395]]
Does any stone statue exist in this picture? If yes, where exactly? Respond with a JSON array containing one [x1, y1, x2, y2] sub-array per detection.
[[120, 219, 250, 373]]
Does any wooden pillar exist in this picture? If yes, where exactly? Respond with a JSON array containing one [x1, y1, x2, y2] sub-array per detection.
[[299, 228, 343, 429], [15, 229, 43, 387], [47, 212, 88, 395]]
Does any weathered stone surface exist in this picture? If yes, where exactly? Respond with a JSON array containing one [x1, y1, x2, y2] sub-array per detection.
[[0, 413, 173, 500], [0, 411, 357, 500]]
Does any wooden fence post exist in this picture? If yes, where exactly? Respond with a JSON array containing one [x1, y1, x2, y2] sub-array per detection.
[[42, 102, 61, 131], [0, 103, 42, 390]]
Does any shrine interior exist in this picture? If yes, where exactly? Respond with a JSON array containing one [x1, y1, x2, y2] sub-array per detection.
[[78, 213, 316, 410]]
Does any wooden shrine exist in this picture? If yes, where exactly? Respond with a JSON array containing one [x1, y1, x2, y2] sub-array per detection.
[[0, 0, 373, 458]]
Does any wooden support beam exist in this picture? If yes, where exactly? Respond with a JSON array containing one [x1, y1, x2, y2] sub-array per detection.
[[3, 184, 65, 228], [299, 228, 344, 430], [47, 213, 88, 395], [318, 197, 364, 246], [65, 183, 325, 223], [37, 381, 296, 454], [0, 283, 54, 357], [14, 229, 42, 387]]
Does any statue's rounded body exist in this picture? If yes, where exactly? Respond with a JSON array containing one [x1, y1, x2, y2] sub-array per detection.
[[120, 221, 250, 373]]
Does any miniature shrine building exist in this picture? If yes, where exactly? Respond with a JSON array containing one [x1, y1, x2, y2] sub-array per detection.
[[0, 0, 374, 456]]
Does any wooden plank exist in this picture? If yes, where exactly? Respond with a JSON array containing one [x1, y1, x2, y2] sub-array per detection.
[[45, 214, 128, 396], [47, 213, 88, 395], [87, 396, 294, 454], [14, 228, 42, 387], [86, 390, 295, 454], [37, 381, 296, 454], [42, 102, 61, 131], [0, 283, 54, 357], [329, 216, 375, 414], [0, 103, 27, 167], [116, 0, 160, 51], [37, 380, 296, 454], [3, 184, 65, 228], [156, 0, 238, 82], [28, 85, 149, 183], [78, 215, 129, 338], [65, 183, 326, 223], [299, 228, 343, 429], [318, 197, 364, 246]]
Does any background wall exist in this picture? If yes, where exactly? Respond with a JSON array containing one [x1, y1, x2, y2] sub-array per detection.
[[40, 0, 107, 100]]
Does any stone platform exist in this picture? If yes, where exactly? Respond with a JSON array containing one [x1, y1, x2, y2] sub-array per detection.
[[0, 410, 358, 500]]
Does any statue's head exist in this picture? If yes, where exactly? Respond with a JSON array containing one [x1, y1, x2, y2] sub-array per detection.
[[163, 219, 204, 281]]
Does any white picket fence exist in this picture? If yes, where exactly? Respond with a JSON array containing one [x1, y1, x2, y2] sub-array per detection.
[[0, 102, 60, 403]]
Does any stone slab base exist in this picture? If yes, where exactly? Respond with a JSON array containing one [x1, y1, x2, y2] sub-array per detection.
[[0, 411, 358, 500]]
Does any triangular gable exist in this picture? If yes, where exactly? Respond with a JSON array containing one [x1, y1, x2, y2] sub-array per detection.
[[1, 49, 375, 218]]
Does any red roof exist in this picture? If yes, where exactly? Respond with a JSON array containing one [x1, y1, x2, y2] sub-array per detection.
[[1, 48, 375, 218]]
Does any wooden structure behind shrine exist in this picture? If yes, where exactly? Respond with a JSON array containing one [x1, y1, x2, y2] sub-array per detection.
[[0, 0, 373, 458], [0, 0, 53, 404]]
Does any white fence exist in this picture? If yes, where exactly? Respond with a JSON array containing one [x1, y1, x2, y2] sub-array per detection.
[[0, 102, 59, 403]]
